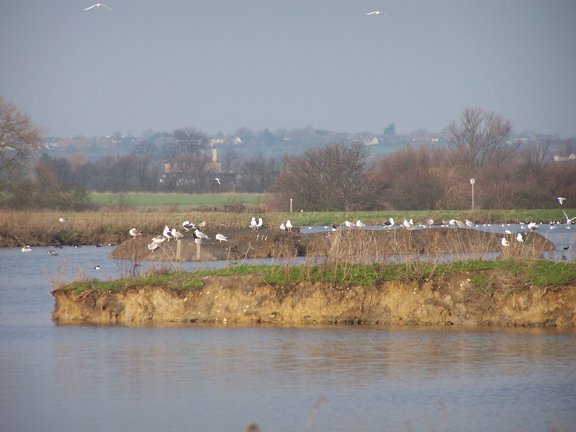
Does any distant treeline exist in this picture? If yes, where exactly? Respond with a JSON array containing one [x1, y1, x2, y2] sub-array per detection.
[[2, 108, 575, 211]]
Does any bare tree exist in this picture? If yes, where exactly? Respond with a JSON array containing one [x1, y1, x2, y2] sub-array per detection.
[[0, 97, 44, 188], [167, 153, 211, 193], [370, 145, 449, 210], [220, 146, 240, 172], [275, 143, 371, 211], [237, 156, 278, 193], [447, 107, 514, 174]]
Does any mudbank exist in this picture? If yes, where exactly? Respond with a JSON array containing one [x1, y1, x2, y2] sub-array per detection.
[[52, 228, 567, 328], [110, 227, 555, 262], [52, 271, 576, 327]]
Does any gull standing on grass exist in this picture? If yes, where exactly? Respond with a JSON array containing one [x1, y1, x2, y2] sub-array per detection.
[[163, 225, 174, 241], [171, 228, 184, 240], [84, 3, 112, 11], [151, 235, 165, 245], [182, 220, 196, 232], [129, 228, 142, 238], [215, 233, 228, 243], [194, 229, 209, 240]]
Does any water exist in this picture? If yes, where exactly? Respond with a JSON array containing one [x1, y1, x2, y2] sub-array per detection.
[[1, 241, 576, 432]]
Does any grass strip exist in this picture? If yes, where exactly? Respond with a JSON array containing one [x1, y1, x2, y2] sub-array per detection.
[[59, 259, 576, 295]]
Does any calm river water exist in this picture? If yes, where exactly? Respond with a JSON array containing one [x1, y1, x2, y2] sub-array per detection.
[[1, 230, 576, 432]]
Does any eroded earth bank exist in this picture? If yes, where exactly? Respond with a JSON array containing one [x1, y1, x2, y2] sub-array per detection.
[[51, 228, 576, 328], [52, 271, 576, 327]]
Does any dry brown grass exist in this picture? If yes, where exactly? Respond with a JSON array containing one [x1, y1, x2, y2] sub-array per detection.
[[0, 210, 288, 247]]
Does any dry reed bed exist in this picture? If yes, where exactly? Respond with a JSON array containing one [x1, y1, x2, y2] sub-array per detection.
[[0, 210, 276, 247], [107, 227, 553, 265], [0, 210, 557, 264], [320, 229, 551, 262]]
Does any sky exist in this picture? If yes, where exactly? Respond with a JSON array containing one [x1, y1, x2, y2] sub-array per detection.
[[1, 0, 575, 138]]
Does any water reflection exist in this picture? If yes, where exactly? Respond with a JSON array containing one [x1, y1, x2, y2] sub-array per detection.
[[1, 246, 576, 432], [45, 325, 576, 390]]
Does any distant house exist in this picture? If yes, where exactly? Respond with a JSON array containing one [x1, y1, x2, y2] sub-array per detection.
[[160, 145, 223, 190], [553, 153, 576, 162]]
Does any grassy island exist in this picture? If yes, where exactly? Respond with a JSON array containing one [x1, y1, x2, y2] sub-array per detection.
[[52, 258, 576, 328]]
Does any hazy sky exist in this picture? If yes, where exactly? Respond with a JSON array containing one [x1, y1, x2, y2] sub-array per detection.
[[1, 0, 575, 138]]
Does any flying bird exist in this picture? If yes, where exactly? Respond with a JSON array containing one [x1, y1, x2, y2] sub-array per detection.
[[214, 177, 221, 185], [557, 197, 566, 205], [367, 10, 387, 16], [562, 210, 576, 224], [84, 3, 112, 11]]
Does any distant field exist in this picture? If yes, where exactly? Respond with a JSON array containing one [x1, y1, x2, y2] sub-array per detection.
[[89, 192, 264, 208]]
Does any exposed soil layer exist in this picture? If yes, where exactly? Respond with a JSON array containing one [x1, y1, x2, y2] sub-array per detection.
[[51, 271, 576, 327], [51, 228, 567, 328]]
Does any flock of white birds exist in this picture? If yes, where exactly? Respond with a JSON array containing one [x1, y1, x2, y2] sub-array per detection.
[[19, 197, 574, 256]]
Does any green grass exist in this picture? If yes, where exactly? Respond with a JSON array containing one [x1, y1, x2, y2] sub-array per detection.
[[60, 259, 576, 295], [89, 192, 265, 208], [246, 209, 573, 227], [87, 193, 573, 224]]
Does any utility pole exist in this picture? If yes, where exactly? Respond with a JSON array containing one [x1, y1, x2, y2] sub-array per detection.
[[470, 178, 475, 210]]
